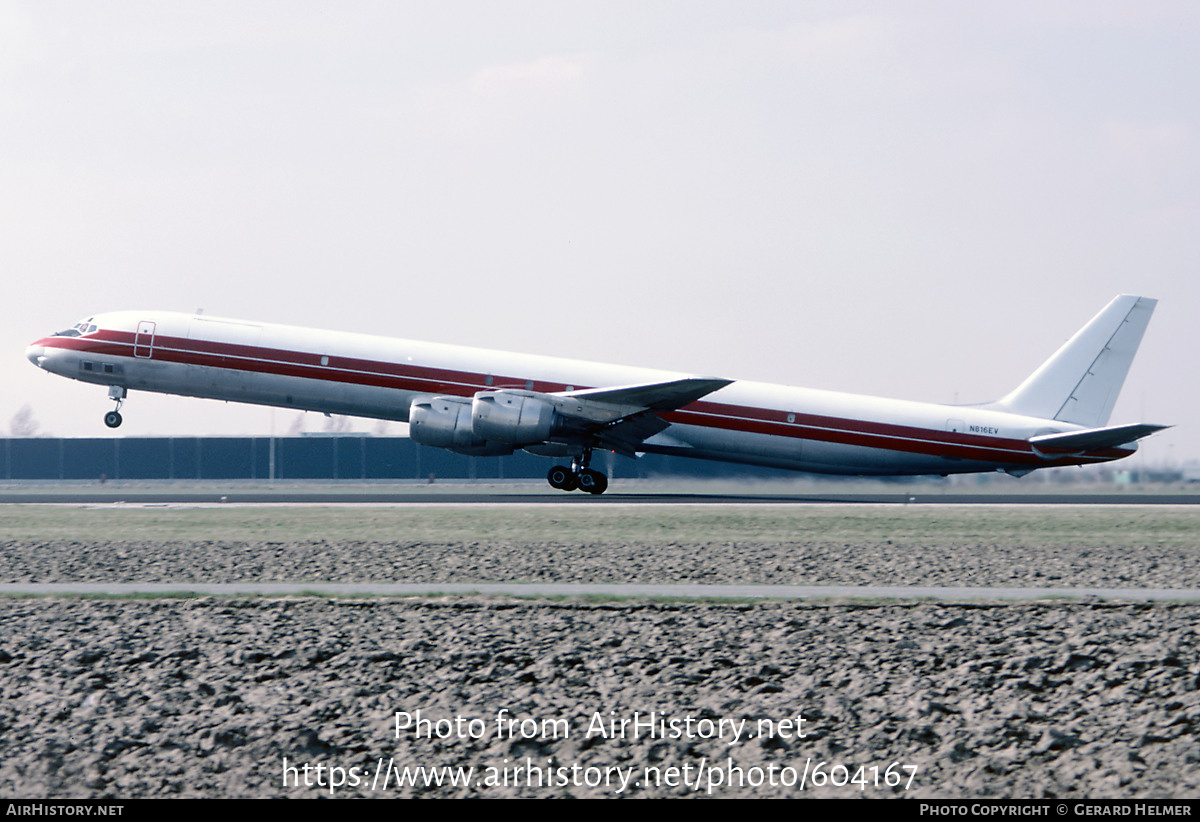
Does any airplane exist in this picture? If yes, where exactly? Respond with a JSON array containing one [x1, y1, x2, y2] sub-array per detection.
[[25, 295, 1166, 494]]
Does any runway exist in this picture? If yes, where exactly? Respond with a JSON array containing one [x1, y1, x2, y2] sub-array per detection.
[[2, 490, 1199, 504], [4, 581, 1200, 601]]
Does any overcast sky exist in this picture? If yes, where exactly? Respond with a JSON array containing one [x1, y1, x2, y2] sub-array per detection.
[[3, 1, 1196, 466]]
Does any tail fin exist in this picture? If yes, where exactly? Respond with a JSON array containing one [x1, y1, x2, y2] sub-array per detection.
[[991, 295, 1157, 427]]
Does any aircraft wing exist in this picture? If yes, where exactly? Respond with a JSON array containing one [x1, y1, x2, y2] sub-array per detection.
[[561, 377, 732, 410], [552, 377, 733, 457], [1029, 423, 1170, 452]]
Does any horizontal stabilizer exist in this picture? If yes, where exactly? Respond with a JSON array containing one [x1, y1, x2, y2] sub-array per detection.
[[1029, 423, 1170, 451]]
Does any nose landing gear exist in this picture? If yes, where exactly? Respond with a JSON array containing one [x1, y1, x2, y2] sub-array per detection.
[[104, 386, 126, 429], [546, 449, 609, 494]]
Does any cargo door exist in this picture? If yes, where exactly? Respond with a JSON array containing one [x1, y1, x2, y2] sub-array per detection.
[[134, 321, 156, 358]]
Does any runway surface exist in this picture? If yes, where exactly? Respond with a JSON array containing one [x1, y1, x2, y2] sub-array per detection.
[[4, 581, 1200, 601], [2, 490, 1199, 504]]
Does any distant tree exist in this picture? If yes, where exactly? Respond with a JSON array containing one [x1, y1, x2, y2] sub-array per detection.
[[287, 413, 305, 436], [323, 414, 350, 433], [9, 405, 40, 437]]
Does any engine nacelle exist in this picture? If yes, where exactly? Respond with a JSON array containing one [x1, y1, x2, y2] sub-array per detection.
[[408, 396, 513, 456], [471, 390, 558, 445]]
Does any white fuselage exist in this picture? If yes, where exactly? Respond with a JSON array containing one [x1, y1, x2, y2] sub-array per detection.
[[27, 310, 1128, 476]]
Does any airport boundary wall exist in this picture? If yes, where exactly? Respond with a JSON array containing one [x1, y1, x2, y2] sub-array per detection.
[[0, 437, 797, 482]]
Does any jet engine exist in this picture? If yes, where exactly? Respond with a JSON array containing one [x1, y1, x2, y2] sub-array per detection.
[[471, 390, 561, 445], [408, 396, 513, 456]]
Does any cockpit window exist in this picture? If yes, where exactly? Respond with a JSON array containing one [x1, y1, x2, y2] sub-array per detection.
[[51, 318, 96, 338]]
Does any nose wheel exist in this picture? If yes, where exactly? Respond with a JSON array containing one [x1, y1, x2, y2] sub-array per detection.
[[105, 385, 126, 428], [546, 450, 609, 494]]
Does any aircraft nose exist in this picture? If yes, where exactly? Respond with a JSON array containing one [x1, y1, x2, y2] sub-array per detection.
[[25, 344, 45, 367]]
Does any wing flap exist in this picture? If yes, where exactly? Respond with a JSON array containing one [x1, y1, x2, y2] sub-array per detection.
[[593, 413, 673, 458]]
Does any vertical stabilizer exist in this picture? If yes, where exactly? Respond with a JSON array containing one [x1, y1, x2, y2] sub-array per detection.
[[991, 295, 1156, 427]]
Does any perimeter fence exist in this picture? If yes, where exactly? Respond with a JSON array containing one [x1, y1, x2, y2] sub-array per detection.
[[0, 436, 799, 482]]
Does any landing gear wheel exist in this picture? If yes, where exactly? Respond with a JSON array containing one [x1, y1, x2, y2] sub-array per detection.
[[104, 410, 123, 429], [576, 469, 608, 495], [547, 465, 577, 491]]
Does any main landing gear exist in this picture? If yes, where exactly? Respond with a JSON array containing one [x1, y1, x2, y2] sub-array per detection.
[[546, 449, 609, 495], [104, 386, 126, 429]]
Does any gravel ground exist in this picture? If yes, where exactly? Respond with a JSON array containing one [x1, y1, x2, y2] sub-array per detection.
[[2, 536, 1199, 588], [2, 506, 1198, 798], [1, 597, 1198, 798]]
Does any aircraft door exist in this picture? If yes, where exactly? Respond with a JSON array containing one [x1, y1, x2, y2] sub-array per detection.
[[134, 321, 156, 358]]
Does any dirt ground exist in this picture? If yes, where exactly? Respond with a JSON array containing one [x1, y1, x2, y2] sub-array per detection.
[[0, 596, 1197, 798], [1, 504, 1197, 798]]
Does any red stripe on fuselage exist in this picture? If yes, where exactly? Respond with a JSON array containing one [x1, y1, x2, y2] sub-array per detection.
[[36, 332, 1129, 468]]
